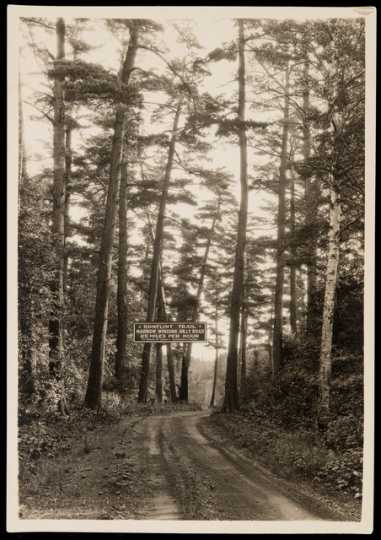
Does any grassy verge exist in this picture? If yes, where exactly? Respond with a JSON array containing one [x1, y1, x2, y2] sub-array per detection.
[[202, 409, 362, 520]]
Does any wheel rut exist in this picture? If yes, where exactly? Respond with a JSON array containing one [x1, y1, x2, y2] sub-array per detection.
[[140, 411, 339, 521], [142, 416, 181, 520]]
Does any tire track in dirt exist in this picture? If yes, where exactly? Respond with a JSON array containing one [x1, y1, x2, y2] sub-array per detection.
[[157, 417, 222, 519], [141, 416, 181, 519], [140, 411, 339, 521], [197, 414, 349, 521], [165, 414, 282, 520], [182, 414, 320, 520]]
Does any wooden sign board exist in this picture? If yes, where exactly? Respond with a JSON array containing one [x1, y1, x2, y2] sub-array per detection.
[[133, 322, 207, 343]]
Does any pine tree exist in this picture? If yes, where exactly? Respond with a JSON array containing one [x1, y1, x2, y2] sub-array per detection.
[[49, 18, 68, 413], [138, 100, 182, 403], [223, 20, 249, 412], [272, 60, 290, 377], [85, 22, 139, 409]]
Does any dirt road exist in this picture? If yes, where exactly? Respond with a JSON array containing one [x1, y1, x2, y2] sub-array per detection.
[[20, 410, 342, 521], [141, 411, 339, 521]]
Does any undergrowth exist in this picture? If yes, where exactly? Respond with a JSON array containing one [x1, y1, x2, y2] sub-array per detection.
[[208, 408, 362, 501], [207, 343, 363, 507], [18, 391, 200, 475]]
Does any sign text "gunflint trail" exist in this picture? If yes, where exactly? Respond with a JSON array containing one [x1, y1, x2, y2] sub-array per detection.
[[133, 322, 207, 343]]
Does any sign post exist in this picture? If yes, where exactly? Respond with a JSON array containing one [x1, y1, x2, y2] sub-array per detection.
[[133, 322, 207, 343]]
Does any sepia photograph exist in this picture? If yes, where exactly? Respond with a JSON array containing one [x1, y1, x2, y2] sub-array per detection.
[[7, 5, 375, 534]]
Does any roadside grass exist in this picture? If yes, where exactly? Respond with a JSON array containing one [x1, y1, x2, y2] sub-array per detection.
[[204, 409, 363, 514]]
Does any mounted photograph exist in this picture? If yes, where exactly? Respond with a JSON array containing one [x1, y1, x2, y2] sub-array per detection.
[[7, 5, 375, 534]]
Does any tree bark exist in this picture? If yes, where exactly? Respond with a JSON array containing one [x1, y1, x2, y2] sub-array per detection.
[[115, 154, 129, 383], [317, 186, 341, 431], [223, 20, 248, 412], [210, 347, 219, 408], [155, 343, 163, 403], [272, 62, 290, 378], [166, 344, 177, 402], [179, 355, 188, 402], [141, 232, 151, 309], [302, 54, 320, 337], [307, 174, 321, 333], [210, 293, 220, 408], [156, 278, 171, 403], [138, 101, 182, 403], [63, 124, 72, 291], [84, 25, 138, 409], [158, 270, 177, 403], [239, 304, 248, 402], [49, 18, 66, 388], [289, 171, 298, 338]]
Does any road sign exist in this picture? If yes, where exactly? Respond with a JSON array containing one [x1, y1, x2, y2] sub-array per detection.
[[133, 322, 207, 343]]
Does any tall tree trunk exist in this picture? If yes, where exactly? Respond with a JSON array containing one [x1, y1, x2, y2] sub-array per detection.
[[166, 344, 177, 402], [158, 270, 177, 403], [138, 102, 182, 403], [179, 355, 188, 402], [155, 279, 166, 404], [239, 304, 248, 402], [141, 233, 151, 308], [63, 123, 72, 290], [210, 291, 220, 408], [223, 20, 248, 412], [296, 266, 308, 335], [179, 195, 221, 402], [317, 186, 341, 432], [302, 53, 319, 337], [210, 348, 219, 408], [272, 62, 290, 378], [84, 26, 138, 409], [115, 154, 129, 383], [289, 171, 298, 337], [155, 344, 163, 403], [147, 213, 177, 403], [49, 18, 66, 402], [308, 173, 321, 330], [159, 284, 176, 402], [179, 350, 188, 401]]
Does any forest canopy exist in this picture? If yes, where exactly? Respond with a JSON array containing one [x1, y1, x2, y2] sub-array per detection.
[[18, 15, 365, 433]]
